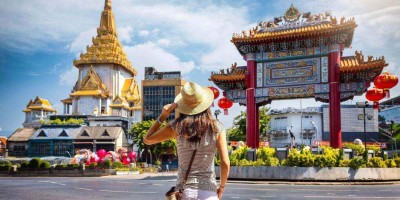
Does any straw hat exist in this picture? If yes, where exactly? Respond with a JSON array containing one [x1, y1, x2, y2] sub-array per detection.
[[174, 82, 214, 115]]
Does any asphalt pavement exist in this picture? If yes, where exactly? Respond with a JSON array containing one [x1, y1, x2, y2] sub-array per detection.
[[1, 173, 400, 200]]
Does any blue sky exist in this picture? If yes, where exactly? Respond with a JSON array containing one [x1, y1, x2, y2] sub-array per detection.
[[1, 0, 400, 134]]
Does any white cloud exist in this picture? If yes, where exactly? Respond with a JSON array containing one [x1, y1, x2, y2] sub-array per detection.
[[59, 67, 78, 87], [67, 28, 96, 54], [157, 38, 170, 47], [124, 42, 195, 84], [138, 30, 150, 37], [118, 26, 134, 44]]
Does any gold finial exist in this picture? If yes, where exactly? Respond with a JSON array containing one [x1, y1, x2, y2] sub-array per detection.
[[105, 0, 112, 10]]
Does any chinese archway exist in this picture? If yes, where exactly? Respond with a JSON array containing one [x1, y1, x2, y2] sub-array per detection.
[[210, 4, 388, 148]]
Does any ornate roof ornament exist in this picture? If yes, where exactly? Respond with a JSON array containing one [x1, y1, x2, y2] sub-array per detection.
[[70, 65, 109, 97], [73, 0, 136, 76], [231, 4, 357, 49], [283, 4, 301, 22]]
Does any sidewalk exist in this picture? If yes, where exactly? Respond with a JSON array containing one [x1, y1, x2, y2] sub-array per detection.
[[106, 172, 400, 185]]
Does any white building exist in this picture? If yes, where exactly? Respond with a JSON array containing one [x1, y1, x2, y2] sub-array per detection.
[[268, 107, 322, 147], [268, 104, 380, 148]]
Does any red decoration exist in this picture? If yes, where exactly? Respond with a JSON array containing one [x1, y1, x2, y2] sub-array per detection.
[[208, 86, 220, 99], [208, 86, 220, 107], [128, 151, 137, 160], [122, 157, 131, 165], [218, 96, 233, 115], [374, 72, 398, 98], [365, 87, 385, 109], [97, 149, 107, 159]]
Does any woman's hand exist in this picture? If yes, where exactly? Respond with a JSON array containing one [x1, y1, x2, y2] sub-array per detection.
[[160, 103, 178, 120], [217, 187, 224, 200]]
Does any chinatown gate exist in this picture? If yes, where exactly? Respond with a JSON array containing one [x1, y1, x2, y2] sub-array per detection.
[[210, 5, 388, 148]]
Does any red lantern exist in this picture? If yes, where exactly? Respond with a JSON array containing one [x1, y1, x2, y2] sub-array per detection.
[[208, 86, 220, 107], [365, 87, 385, 109], [218, 96, 233, 115], [374, 72, 398, 98], [208, 86, 220, 99]]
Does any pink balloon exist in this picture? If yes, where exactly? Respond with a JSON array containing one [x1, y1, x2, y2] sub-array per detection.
[[97, 149, 107, 158], [128, 152, 137, 160]]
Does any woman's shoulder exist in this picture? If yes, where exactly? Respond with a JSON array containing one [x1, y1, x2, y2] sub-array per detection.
[[214, 120, 225, 134]]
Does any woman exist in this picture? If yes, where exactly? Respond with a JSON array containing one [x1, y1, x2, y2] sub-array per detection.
[[144, 82, 230, 200]]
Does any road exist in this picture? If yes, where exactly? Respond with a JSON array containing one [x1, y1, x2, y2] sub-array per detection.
[[1, 174, 400, 200]]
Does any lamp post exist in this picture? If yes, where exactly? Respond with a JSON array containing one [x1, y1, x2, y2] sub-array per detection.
[[390, 120, 398, 157], [356, 101, 369, 150], [311, 121, 319, 151], [214, 109, 221, 120]]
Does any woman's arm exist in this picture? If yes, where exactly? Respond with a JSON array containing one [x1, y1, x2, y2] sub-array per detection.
[[144, 104, 178, 145], [216, 129, 230, 200]]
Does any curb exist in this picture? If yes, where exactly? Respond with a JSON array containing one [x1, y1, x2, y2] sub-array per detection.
[[227, 180, 400, 185]]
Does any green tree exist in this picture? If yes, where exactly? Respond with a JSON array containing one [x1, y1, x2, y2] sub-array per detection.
[[227, 106, 271, 141], [130, 120, 176, 163]]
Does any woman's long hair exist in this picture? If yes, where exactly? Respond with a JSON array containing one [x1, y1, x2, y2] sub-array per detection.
[[173, 108, 219, 143]]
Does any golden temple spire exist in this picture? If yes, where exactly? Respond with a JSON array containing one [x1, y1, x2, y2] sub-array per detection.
[[98, 0, 116, 36], [73, 0, 137, 76]]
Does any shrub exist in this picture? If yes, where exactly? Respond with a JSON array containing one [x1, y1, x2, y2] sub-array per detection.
[[0, 161, 12, 171], [87, 162, 98, 169], [67, 164, 79, 169], [343, 143, 365, 155], [112, 161, 124, 169], [285, 149, 314, 167], [394, 157, 400, 167], [229, 146, 250, 161], [265, 157, 279, 166], [100, 160, 112, 169], [15, 163, 21, 169], [0, 160, 12, 166], [29, 158, 42, 169], [154, 160, 161, 166], [21, 161, 30, 168], [314, 155, 336, 168], [0, 165, 11, 171], [256, 147, 275, 160], [367, 157, 387, 168], [385, 159, 397, 168], [40, 161, 51, 169], [348, 157, 366, 170], [55, 164, 67, 169], [338, 160, 350, 167]]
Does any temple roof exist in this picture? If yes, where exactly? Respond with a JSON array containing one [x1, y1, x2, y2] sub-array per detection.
[[231, 4, 357, 48], [76, 126, 123, 140], [109, 95, 131, 110], [210, 51, 387, 90], [70, 65, 109, 98], [121, 78, 141, 104], [73, 0, 136, 76], [210, 63, 246, 82], [23, 97, 57, 112], [340, 51, 388, 73], [8, 128, 37, 142]]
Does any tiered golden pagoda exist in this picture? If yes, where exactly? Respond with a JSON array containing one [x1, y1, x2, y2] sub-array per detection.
[[73, 0, 136, 76], [62, 0, 141, 116]]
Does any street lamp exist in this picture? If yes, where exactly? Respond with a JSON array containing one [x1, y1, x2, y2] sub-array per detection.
[[387, 120, 398, 157], [356, 101, 369, 150], [214, 109, 221, 120], [311, 121, 319, 151]]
